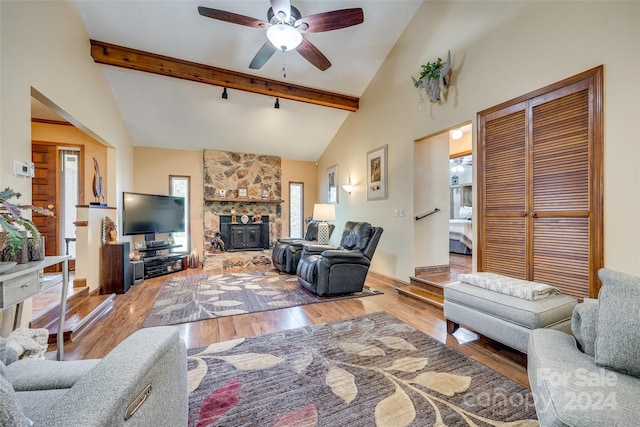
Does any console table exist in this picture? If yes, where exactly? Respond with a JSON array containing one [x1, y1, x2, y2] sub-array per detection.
[[0, 255, 71, 360]]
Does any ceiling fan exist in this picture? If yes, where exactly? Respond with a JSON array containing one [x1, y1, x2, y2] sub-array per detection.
[[198, 0, 364, 71]]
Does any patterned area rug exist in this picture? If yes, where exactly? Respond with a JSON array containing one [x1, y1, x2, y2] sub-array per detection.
[[142, 270, 382, 327], [187, 312, 538, 427]]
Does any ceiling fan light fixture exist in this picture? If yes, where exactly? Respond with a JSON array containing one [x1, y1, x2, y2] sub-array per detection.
[[266, 24, 302, 51]]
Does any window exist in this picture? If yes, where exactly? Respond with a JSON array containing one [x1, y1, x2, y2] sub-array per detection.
[[289, 182, 303, 238], [170, 176, 190, 252], [60, 149, 80, 258]]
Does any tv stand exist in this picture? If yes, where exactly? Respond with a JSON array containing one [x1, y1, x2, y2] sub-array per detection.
[[139, 245, 187, 279]]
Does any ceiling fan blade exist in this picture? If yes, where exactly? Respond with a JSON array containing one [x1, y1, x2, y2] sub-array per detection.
[[270, 0, 291, 21], [249, 41, 278, 69], [295, 8, 364, 33], [296, 38, 331, 71], [198, 6, 269, 29]]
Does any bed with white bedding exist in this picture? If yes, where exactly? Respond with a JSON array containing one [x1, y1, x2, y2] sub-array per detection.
[[449, 219, 472, 254]]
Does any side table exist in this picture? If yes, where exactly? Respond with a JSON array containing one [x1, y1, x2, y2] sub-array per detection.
[[0, 255, 71, 360]]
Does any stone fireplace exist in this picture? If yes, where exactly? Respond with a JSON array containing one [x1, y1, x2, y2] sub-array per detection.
[[202, 150, 282, 270]]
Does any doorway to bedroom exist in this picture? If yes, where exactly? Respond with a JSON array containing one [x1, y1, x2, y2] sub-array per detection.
[[448, 123, 473, 272], [401, 123, 474, 307]]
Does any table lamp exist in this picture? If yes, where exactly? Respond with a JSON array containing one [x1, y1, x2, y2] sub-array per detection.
[[313, 203, 335, 245]]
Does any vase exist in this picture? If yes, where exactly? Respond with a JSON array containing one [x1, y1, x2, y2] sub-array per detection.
[[28, 236, 45, 261]]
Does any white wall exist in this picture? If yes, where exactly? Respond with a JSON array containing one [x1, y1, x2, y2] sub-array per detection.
[[1, 1, 134, 325], [1, 0, 133, 203], [413, 132, 450, 270], [320, 1, 640, 280]]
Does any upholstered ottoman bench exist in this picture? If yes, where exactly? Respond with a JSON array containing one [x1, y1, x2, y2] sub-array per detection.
[[444, 273, 578, 355]]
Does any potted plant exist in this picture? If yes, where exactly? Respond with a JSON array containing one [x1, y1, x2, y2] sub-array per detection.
[[0, 187, 53, 256]]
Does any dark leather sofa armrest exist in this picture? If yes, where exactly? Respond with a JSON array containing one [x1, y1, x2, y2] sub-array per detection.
[[278, 237, 306, 245], [320, 249, 363, 258], [303, 243, 339, 255], [320, 250, 371, 265]]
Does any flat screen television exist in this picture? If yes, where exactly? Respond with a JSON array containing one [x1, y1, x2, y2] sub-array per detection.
[[122, 192, 185, 237]]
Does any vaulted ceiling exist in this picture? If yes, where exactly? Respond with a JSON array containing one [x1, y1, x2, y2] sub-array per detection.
[[62, 1, 422, 161]]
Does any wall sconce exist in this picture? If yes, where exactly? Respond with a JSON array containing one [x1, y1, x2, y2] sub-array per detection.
[[342, 176, 355, 194], [274, 98, 280, 109], [221, 87, 228, 99]]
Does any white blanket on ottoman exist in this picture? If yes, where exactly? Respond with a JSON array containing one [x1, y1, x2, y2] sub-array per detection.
[[458, 272, 560, 301]]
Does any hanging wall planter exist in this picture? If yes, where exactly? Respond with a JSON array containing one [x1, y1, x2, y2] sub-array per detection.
[[412, 50, 452, 108]]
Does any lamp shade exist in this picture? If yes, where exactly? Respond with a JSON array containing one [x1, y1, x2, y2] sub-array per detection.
[[313, 203, 335, 222]]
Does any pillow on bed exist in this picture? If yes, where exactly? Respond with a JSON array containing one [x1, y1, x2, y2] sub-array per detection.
[[459, 206, 472, 220]]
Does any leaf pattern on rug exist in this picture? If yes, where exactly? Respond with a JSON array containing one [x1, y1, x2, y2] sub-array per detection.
[[155, 303, 190, 315], [255, 290, 283, 296], [409, 372, 472, 397], [188, 357, 208, 393], [200, 290, 226, 296], [214, 353, 284, 370], [374, 382, 416, 427], [210, 300, 243, 307], [197, 338, 245, 355], [218, 285, 242, 291], [143, 270, 382, 328], [271, 403, 318, 427], [384, 357, 429, 373], [325, 366, 358, 403], [375, 336, 417, 351], [196, 378, 241, 427], [291, 349, 313, 373], [339, 341, 386, 356], [187, 312, 538, 427]]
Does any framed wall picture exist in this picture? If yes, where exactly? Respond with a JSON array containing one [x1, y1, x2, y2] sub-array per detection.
[[238, 187, 248, 198], [367, 145, 388, 201], [326, 164, 338, 204]]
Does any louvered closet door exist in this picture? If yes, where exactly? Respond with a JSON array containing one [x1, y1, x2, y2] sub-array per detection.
[[530, 82, 592, 298], [477, 66, 603, 298], [479, 105, 527, 279]]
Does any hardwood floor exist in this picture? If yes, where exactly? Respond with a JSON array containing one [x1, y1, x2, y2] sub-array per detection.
[[46, 265, 530, 388]]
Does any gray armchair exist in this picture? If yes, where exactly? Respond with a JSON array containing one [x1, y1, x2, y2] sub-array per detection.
[[1, 326, 187, 426], [272, 220, 335, 274], [296, 221, 383, 296]]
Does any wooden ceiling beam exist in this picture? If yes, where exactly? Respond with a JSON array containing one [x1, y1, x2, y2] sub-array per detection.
[[90, 40, 359, 112]]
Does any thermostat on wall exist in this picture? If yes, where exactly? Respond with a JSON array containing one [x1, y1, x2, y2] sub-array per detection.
[[13, 161, 35, 178]]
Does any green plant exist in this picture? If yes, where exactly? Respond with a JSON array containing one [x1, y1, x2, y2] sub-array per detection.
[[414, 57, 444, 87], [0, 187, 53, 254]]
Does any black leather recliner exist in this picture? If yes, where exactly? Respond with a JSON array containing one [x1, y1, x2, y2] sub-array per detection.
[[296, 221, 383, 296], [272, 220, 335, 274]]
